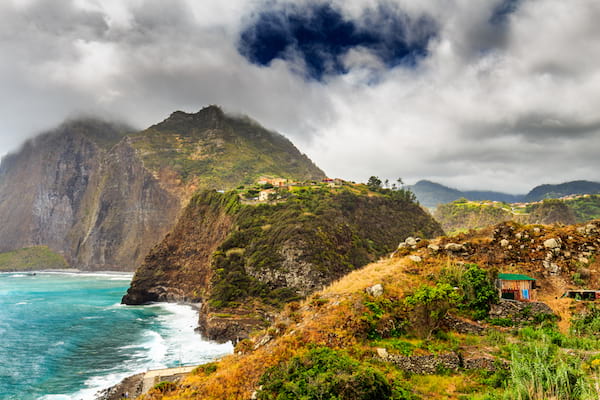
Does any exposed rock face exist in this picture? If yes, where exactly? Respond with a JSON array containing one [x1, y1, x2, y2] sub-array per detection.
[[122, 193, 234, 304], [0, 106, 325, 270], [0, 120, 180, 271]]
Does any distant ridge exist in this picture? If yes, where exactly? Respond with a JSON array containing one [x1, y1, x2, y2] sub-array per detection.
[[409, 179, 600, 208], [524, 180, 600, 202], [409, 180, 522, 208]]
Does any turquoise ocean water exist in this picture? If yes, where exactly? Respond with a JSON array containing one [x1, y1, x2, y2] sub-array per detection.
[[0, 272, 232, 400]]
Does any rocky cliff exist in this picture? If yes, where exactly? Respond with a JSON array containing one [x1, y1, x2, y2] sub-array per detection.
[[0, 119, 175, 270], [0, 106, 325, 270], [122, 186, 443, 342]]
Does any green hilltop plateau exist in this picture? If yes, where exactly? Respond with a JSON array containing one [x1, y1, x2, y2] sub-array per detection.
[[0, 246, 69, 272], [410, 179, 600, 209], [122, 183, 443, 342]]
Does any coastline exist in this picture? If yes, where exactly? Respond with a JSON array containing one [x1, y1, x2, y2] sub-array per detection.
[[1, 272, 232, 400], [0, 269, 133, 275]]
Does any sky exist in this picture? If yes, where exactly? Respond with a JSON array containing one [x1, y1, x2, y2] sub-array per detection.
[[1, 0, 599, 194]]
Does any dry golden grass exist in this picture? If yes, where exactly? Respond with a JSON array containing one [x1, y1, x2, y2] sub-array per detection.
[[140, 254, 426, 400]]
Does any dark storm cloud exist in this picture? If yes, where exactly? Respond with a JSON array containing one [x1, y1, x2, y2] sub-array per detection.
[[489, 0, 523, 25], [238, 2, 437, 80]]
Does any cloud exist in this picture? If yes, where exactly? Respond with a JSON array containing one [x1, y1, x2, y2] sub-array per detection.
[[238, 2, 437, 80], [0, 0, 599, 194]]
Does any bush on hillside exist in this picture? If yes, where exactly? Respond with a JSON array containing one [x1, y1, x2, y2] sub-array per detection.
[[257, 347, 392, 400], [439, 263, 498, 320], [403, 283, 460, 339]]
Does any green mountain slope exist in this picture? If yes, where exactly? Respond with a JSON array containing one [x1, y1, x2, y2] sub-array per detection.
[[0, 246, 69, 271], [129, 106, 325, 191], [435, 198, 580, 233], [566, 195, 600, 222], [409, 180, 521, 208], [411, 179, 600, 209]]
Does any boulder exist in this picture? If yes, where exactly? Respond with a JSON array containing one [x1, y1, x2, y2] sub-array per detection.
[[409, 255, 422, 263], [405, 237, 418, 246], [366, 284, 384, 297], [544, 238, 561, 249], [427, 244, 440, 252], [445, 243, 464, 252]]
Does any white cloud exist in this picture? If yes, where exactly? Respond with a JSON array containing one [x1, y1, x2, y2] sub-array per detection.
[[0, 0, 599, 193]]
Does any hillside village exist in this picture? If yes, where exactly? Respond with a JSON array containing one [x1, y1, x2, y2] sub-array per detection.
[[233, 176, 347, 202]]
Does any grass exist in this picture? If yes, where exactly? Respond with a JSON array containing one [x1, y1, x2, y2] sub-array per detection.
[[0, 246, 69, 271]]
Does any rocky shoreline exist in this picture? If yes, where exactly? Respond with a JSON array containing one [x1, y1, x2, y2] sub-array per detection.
[[95, 373, 144, 400]]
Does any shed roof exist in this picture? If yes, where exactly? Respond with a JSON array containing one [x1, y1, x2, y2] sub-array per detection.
[[498, 273, 536, 281]]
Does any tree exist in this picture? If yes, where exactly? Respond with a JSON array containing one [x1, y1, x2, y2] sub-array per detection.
[[367, 176, 382, 191]]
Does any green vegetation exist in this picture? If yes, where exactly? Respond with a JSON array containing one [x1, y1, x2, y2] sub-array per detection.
[[564, 195, 600, 222], [434, 200, 513, 234], [525, 199, 577, 225], [152, 381, 177, 394], [571, 304, 600, 338], [209, 185, 442, 309], [502, 328, 595, 400], [434, 196, 595, 234], [129, 106, 325, 188], [257, 347, 395, 400], [404, 283, 461, 339], [0, 246, 69, 271], [439, 264, 498, 320]]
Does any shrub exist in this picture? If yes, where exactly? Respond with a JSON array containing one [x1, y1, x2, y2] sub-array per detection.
[[403, 283, 460, 339], [257, 347, 392, 400], [152, 381, 176, 393], [571, 305, 600, 337], [440, 263, 497, 320]]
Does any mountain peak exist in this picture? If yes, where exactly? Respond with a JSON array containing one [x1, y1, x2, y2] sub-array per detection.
[[167, 105, 224, 120]]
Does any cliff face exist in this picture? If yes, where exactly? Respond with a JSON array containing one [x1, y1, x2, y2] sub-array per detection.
[[121, 192, 235, 303], [123, 187, 444, 342], [0, 107, 325, 270], [0, 119, 180, 270], [70, 138, 181, 270]]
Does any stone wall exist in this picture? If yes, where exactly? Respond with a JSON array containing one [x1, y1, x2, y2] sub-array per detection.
[[376, 348, 506, 374], [489, 299, 554, 324]]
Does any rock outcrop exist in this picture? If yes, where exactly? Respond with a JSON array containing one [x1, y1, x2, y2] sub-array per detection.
[[123, 188, 444, 342]]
